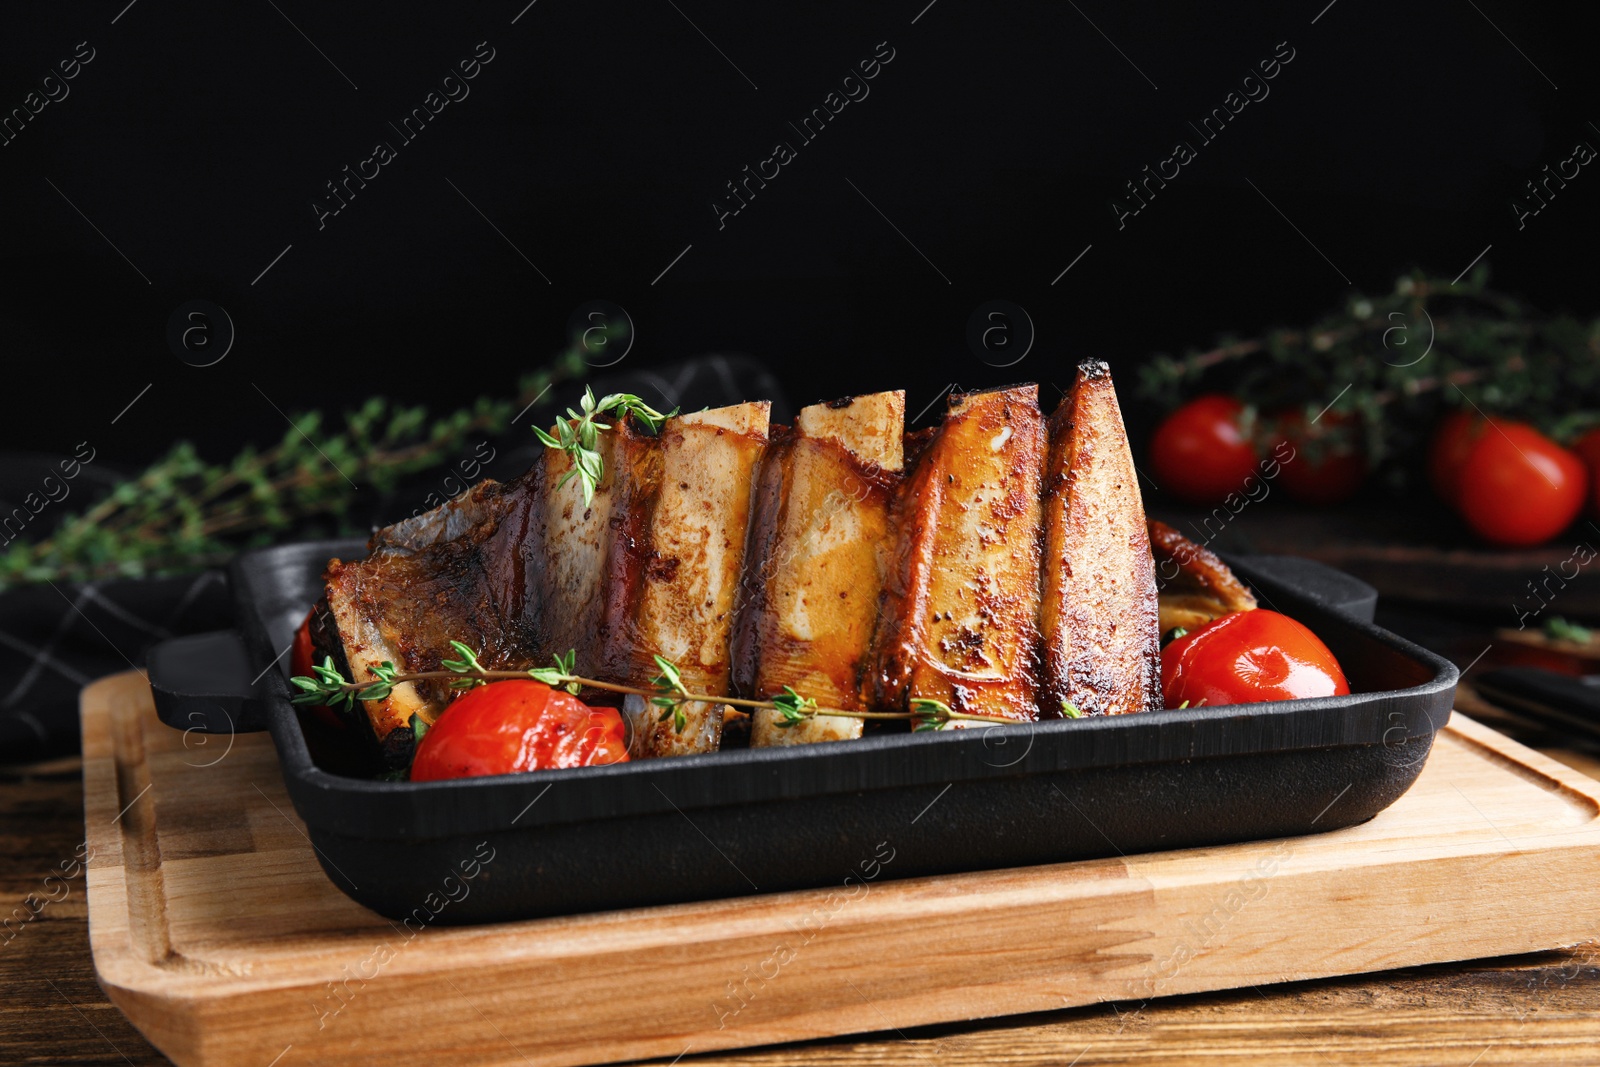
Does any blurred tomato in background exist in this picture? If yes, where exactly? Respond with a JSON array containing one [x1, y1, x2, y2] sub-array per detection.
[[1452, 420, 1586, 547], [1148, 395, 1259, 506], [1270, 408, 1368, 506]]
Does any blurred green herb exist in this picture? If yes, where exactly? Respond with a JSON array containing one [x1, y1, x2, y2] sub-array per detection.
[[1, 348, 593, 589], [1138, 266, 1600, 470], [1542, 616, 1594, 644]]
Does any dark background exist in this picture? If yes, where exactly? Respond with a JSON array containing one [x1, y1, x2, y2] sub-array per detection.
[[0, 0, 1595, 472]]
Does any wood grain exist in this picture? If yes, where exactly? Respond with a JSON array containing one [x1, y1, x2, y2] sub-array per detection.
[[66, 671, 1600, 1067], [5, 777, 1599, 1067], [6, 674, 1600, 1064]]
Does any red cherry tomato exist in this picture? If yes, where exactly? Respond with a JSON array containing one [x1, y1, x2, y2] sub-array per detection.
[[1162, 610, 1349, 709], [1455, 420, 1586, 547], [1572, 427, 1600, 518], [1149, 395, 1260, 507], [290, 608, 343, 731], [1427, 411, 1486, 506], [1271, 409, 1367, 506], [411, 680, 629, 782], [290, 608, 317, 679]]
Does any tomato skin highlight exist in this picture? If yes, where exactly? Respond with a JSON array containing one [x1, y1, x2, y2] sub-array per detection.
[[1427, 411, 1485, 506], [1149, 395, 1260, 507], [1162, 610, 1349, 709], [1454, 420, 1586, 547], [1271, 409, 1367, 506], [410, 680, 629, 782]]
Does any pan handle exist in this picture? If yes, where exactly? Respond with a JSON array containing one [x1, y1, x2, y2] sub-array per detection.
[[1223, 554, 1379, 624], [148, 630, 271, 734]]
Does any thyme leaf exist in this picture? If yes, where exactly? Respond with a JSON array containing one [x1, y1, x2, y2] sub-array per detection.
[[536, 388, 674, 506]]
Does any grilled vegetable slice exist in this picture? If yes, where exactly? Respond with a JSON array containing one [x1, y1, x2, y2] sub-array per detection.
[[1147, 518, 1258, 634]]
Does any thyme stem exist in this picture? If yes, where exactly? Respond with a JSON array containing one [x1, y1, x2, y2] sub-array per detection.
[[317, 668, 1018, 725], [290, 648, 1053, 731]]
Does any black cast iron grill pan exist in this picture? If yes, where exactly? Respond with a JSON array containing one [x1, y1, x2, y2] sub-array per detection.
[[149, 539, 1457, 923]]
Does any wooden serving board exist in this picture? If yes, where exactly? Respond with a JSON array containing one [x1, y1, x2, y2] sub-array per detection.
[[83, 671, 1600, 1067]]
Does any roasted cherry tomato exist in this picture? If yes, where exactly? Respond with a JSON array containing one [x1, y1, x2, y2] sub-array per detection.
[[1455, 420, 1585, 547], [1271, 408, 1367, 506], [1427, 410, 1486, 506], [410, 680, 629, 782], [1162, 609, 1349, 709], [1149, 395, 1260, 507]]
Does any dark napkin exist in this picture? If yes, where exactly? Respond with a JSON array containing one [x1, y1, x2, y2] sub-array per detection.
[[0, 573, 235, 762], [0, 356, 787, 764]]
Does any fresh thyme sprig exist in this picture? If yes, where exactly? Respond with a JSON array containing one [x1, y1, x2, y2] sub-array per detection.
[[527, 648, 582, 694], [440, 640, 505, 691], [648, 654, 693, 732], [532, 388, 674, 506], [289, 647, 1062, 731]]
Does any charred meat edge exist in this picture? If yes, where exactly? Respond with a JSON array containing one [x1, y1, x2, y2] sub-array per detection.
[[1040, 360, 1161, 717]]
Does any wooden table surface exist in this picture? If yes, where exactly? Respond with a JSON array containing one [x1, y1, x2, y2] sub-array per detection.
[[5, 730, 1600, 1066]]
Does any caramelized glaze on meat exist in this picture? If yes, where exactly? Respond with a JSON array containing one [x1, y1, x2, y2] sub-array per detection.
[[735, 391, 905, 746], [869, 385, 1046, 722]]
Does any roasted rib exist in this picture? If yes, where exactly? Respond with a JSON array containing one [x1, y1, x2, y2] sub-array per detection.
[[321, 477, 542, 771], [318, 372, 1202, 768], [735, 391, 906, 746], [1040, 361, 1161, 717], [608, 403, 771, 758], [869, 385, 1046, 722], [530, 419, 622, 671]]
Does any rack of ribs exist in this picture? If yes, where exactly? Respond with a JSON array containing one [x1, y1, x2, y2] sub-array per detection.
[[314, 371, 1180, 769]]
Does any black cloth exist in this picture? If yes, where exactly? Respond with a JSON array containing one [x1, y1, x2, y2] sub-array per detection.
[[0, 356, 785, 764], [0, 573, 234, 762]]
